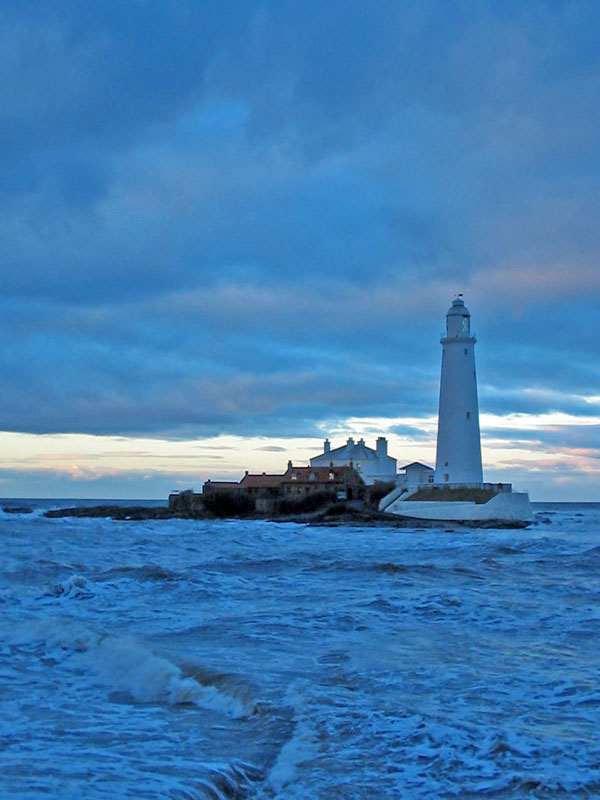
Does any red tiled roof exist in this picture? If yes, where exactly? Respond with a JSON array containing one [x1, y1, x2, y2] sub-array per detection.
[[281, 465, 362, 484], [239, 473, 285, 488]]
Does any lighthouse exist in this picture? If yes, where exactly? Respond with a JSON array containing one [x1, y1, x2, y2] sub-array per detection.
[[434, 296, 483, 484], [379, 295, 532, 524]]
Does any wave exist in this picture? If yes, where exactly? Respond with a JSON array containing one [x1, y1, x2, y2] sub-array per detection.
[[98, 564, 181, 582], [373, 561, 409, 574], [266, 717, 318, 794], [94, 636, 249, 715], [263, 679, 320, 795], [9, 618, 252, 718], [48, 574, 94, 599], [169, 761, 263, 800], [184, 664, 259, 714], [370, 561, 482, 581]]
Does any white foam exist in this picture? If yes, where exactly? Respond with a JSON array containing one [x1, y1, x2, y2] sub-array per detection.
[[266, 718, 318, 793], [51, 574, 93, 599], [94, 635, 248, 716], [9, 618, 248, 718], [10, 617, 102, 653], [265, 680, 319, 794]]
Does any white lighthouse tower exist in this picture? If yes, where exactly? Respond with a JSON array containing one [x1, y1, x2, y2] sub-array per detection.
[[378, 294, 533, 524], [434, 295, 483, 485]]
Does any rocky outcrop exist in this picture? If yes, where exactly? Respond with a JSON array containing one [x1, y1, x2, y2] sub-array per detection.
[[45, 505, 181, 520], [42, 499, 523, 527]]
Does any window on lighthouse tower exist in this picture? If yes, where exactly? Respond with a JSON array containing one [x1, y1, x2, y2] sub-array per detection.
[[462, 315, 469, 334]]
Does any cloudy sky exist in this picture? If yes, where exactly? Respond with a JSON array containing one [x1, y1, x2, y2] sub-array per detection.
[[1, 0, 598, 500]]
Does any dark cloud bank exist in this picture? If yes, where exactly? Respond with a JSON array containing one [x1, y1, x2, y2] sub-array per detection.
[[1, 1, 599, 465]]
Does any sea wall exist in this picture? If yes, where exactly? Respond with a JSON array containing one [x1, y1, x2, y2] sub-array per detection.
[[383, 491, 533, 524]]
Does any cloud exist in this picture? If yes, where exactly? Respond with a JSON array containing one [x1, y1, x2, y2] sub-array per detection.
[[1, 277, 598, 439], [388, 425, 432, 440], [1, 2, 599, 499]]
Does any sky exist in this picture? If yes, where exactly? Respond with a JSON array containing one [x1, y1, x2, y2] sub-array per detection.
[[1, 0, 599, 501]]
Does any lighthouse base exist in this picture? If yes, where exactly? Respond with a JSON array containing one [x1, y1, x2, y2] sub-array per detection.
[[379, 485, 533, 527]]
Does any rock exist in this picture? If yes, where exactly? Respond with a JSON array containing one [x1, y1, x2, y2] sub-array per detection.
[[44, 505, 171, 520]]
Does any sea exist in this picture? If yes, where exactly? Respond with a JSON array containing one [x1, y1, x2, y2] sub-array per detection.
[[1, 500, 599, 799]]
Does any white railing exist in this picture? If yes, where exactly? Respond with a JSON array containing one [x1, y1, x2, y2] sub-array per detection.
[[418, 482, 512, 493]]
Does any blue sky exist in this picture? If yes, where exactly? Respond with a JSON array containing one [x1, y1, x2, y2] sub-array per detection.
[[1, 0, 598, 500]]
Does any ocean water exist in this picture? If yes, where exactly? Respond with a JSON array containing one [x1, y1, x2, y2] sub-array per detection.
[[1, 501, 599, 799]]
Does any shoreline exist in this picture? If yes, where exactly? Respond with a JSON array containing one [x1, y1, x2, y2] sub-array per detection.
[[42, 502, 405, 526], [40, 503, 530, 528]]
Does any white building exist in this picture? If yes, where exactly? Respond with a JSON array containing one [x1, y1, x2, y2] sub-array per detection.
[[434, 295, 484, 484], [398, 461, 434, 490], [310, 437, 397, 485]]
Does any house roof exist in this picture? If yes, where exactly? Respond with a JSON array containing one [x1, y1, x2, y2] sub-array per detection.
[[311, 438, 397, 466], [282, 465, 363, 484], [325, 440, 374, 457], [399, 462, 434, 471], [239, 473, 285, 488], [203, 480, 241, 489]]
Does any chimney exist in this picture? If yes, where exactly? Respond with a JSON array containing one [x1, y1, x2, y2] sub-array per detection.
[[347, 437, 354, 446], [287, 460, 293, 470], [324, 438, 330, 454], [376, 437, 387, 459]]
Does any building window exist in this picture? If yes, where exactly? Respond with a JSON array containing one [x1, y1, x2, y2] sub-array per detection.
[[444, 461, 448, 467], [428, 474, 434, 483], [444, 474, 449, 482], [329, 472, 335, 480], [464, 348, 468, 355], [309, 472, 317, 480], [291, 474, 297, 481], [466, 412, 471, 419]]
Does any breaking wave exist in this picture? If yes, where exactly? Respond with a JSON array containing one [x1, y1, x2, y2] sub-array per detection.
[[48, 575, 94, 599], [9, 618, 251, 718]]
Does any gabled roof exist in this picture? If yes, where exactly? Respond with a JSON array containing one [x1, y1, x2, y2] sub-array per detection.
[[324, 440, 374, 457], [399, 462, 434, 471]]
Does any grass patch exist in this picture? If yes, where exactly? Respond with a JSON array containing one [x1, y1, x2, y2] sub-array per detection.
[[406, 487, 497, 504]]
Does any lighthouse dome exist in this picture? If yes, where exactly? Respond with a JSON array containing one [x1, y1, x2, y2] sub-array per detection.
[[446, 296, 470, 317], [445, 296, 472, 337]]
